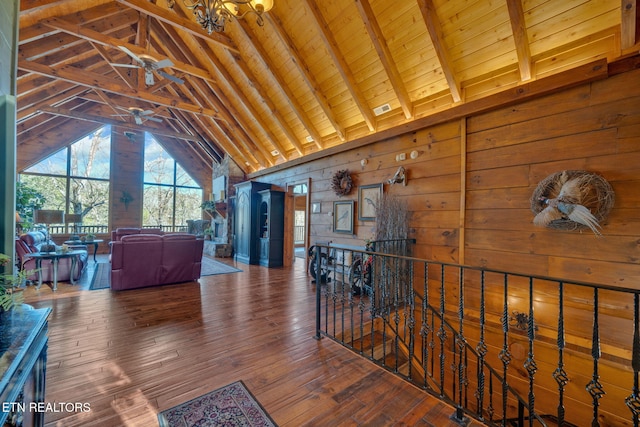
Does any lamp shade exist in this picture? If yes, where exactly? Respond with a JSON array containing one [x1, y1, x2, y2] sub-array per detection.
[[251, 0, 273, 12], [33, 209, 65, 225], [65, 213, 82, 223]]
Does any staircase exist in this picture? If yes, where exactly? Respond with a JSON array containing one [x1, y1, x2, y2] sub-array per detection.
[[312, 242, 638, 427]]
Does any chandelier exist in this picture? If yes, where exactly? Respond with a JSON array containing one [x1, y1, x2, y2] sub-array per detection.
[[179, 0, 274, 34]]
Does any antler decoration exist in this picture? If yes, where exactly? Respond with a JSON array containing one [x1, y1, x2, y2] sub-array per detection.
[[387, 166, 407, 186]]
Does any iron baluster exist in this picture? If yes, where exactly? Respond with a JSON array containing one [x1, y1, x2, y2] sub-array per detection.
[[314, 247, 322, 340], [437, 264, 447, 396], [393, 256, 400, 373], [625, 293, 640, 426], [452, 267, 468, 424], [553, 282, 568, 425], [421, 262, 429, 388], [407, 261, 415, 381], [587, 288, 604, 427], [524, 277, 537, 427], [499, 273, 511, 427], [476, 270, 487, 421]]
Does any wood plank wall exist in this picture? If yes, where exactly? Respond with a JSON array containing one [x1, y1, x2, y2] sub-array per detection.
[[253, 60, 640, 290]]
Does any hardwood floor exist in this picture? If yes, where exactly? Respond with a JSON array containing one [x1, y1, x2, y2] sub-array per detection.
[[22, 256, 485, 427]]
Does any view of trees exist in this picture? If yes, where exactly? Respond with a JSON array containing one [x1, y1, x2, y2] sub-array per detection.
[[20, 126, 203, 234], [142, 135, 202, 229]]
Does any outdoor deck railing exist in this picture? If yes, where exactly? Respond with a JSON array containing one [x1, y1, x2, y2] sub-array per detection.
[[313, 242, 639, 427]]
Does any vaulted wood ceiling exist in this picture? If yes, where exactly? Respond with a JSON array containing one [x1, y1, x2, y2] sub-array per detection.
[[17, 0, 639, 183]]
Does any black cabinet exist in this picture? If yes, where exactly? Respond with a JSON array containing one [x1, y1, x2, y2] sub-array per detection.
[[234, 181, 272, 265], [0, 306, 51, 427], [258, 189, 285, 267]]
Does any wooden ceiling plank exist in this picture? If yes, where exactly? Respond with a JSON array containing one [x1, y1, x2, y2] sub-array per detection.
[[305, 0, 377, 132], [114, 0, 239, 53], [355, 0, 413, 118], [159, 23, 289, 161], [42, 17, 216, 83], [417, 0, 462, 103], [166, 78, 271, 168], [264, 12, 346, 142], [149, 24, 271, 167], [235, 20, 325, 150], [38, 106, 208, 143], [621, 0, 638, 49], [18, 97, 91, 136], [507, 0, 532, 81], [188, 32, 305, 156], [18, 60, 222, 118], [92, 88, 128, 121], [167, 109, 223, 163], [18, 84, 90, 121], [91, 42, 136, 89]]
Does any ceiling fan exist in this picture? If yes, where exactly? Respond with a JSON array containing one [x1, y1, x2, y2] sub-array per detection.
[[112, 46, 184, 86], [113, 106, 163, 125]]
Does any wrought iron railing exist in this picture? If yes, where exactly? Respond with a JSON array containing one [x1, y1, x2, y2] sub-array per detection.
[[45, 224, 188, 235], [313, 242, 639, 427]]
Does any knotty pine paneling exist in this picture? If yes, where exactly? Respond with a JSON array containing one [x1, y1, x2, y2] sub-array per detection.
[[254, 63, 640, 290]]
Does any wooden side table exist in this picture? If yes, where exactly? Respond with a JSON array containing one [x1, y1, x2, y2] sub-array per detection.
[[25, 250, 84, 291], [65, 239, 103, 262]]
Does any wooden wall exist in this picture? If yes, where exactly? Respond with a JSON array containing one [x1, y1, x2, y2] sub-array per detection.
[[252, 58, 640, 290]]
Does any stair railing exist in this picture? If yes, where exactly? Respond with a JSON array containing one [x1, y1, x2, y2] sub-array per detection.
[[313, 243, 640, 427]]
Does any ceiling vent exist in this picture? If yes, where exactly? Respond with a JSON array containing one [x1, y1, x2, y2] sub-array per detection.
[[373, 103, 391, 116], [305, 136, 314, 143], [270, 149, 279, 156]]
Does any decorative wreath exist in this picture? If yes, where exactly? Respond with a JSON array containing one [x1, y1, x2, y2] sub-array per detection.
[[530, 170, 615, 232], [331, 169, 353, 197]]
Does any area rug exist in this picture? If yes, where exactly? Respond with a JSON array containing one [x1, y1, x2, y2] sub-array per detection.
[[89, 262, 110, 290], [200, 256, 242, 276], [158, 380, 277, 427]]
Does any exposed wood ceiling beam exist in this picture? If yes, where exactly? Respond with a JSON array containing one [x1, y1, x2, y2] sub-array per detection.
[[621, 0, 638, 49], [38, 105, 208, 143], [507, 0, 532, 81], [18, 60, 222, 118], [190, 32, 305, 156], [355, 0, 413, 119], [417, 0, 462, 103], [235, 20, 325, 150], [264, 12, 346, 142], [304, 0, 377, 132], [41, 17, 216, 83], [152, 19, 288, 163], [91, 43, 136, 89], [114, 0, 239, 53], [18, 84, 90, 121]]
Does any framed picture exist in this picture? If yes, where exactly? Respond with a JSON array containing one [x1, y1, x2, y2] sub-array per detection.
[[358, 183, 382, 221], [333, 200, 354, 234], [311, 202, 321, 213]]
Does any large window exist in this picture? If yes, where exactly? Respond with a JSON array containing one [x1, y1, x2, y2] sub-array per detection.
[[143, 134, 203, 231], [21, 126, 111, 235]]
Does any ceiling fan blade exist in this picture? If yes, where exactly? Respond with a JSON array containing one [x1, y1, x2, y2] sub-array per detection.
[[157, 70, 184, 85], [134, 116, 143, 125], [111, 63, 139, 69], [140, 110, 155, 116], [145, 70, 155, 86], [147, 117, 163, 123], [155, 58, 174, 69], [118, 46, 143, 64]]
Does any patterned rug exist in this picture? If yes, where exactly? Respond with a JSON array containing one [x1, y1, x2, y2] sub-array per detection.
[[158, 381, 277, 427], [200, 256, 242, 276], [89, 262, 110, 290], [88, 257, 241, 290]]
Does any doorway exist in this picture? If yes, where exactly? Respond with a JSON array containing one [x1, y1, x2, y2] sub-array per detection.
[[288, 180, 309, 264]]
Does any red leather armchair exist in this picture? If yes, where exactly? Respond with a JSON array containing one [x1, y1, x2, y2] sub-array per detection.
[[16, 232, 88, 283]]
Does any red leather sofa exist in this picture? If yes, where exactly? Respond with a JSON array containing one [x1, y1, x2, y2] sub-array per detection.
[[111, 227, 163, 242], [110, 233, 204, 291], [16, 231, 88, 283]]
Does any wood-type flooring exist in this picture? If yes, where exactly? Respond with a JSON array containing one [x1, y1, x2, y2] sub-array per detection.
[[22, 256, 485, 427]]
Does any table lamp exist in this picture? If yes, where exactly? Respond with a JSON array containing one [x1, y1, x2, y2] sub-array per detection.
[[33, 209, 65, 240], [65, 213, 82, 240]]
